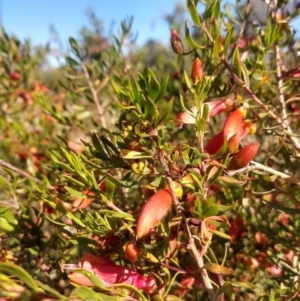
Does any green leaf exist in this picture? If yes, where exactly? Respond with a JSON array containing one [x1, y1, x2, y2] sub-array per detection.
[[262, 200, 300, 215], [145, 96, 159, 124], [62, 175, 86, 187], [185, 22, 205, 49], [210, 229, 232, 240], [143, 67, 161, 101], [100, 135, 120, 156], [129, 78, 141, 106], [35, 280, 65, 299], [212, 35, 221, 60], [104, 178, 115, 201], [204, 263, 233, 275], [69, 37, 81, 58], [223, 23, 234, 57], [155, 75, 168, 103], [183, 70, 192, 90], [71, 286, 112, 301], [158, 97, 174, 125], [186, 0, 201, 27], [232, 47, 242, 77], [121, 150, 152, 159], [225, 4, 241, 25], [0, 175, 10, 191], [98, 209, 134, 221], [0, 217, 15, 232], [1, 208, 18, 225], [91, 133, 110, 161], [0, 262, 40, 291], [65, 56, 80, 67], [66, 212, 87, 227], [65, 186, 87, 198]]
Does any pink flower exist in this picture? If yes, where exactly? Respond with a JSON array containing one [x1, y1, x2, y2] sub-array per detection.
[[176, 98, 233, 128], [63, 253, 157, 294], [267, 264, 284, 276]]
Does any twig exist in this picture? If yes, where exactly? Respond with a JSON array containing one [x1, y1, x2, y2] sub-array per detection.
[[0, 159, 55, 190], [0, 159, 128, 214], [158, 151, 218, 301], [81, 61, 107, 128], [275, 45, 288, 127], [226, 160, 300, 184]]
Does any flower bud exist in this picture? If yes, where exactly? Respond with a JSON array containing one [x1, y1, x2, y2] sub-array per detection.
[[191, 58, 203, 83], [125, 242, 139, 263], [170, 28, 184, 55], [10, 71, 21, 82], [229, 143, 259, 169]]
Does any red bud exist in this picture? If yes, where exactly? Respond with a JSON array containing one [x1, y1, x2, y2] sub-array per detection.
[[125, 242, 139, 263], [229, 143, 259, 169], [191, 58, 203, 83], [170, 28, 184, 55], [10, 71, 21, 81]]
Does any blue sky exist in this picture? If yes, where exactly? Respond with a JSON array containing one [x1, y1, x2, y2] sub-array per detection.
[[1, 0, 182, 47], [1, 0, 299, 51]]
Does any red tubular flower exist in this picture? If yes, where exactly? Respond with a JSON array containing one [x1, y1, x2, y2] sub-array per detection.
[[136, 184, 182, 238], [136, 188, 173, 238], [64, 253, 157, 294], [191, 58, 203, 83], [208, 98, 234, 117], [227, 124, 248, 153], [204, 130, 225, 155], [223, 109, 244, 140], [176, 106, 198, 128], [229, 143, 259, 169]]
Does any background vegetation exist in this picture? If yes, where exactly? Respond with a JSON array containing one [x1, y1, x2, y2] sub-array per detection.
[[0, 0, 300, 300]]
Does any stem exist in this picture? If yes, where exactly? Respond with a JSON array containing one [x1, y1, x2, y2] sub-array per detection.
[[81, 61, 107, 128], [226, 160, 300, 184], [0, 159, 55, 190], [158, 151, 218, 301]]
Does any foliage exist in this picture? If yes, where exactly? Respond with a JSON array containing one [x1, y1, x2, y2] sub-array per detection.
[[1, 0, 300, 300]]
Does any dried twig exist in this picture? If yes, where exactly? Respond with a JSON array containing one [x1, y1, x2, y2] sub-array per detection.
[[81, 61, 107, 128], [226, 160, 300, 184], [0, 159, 55, 190], [159, 151, 218, 301]]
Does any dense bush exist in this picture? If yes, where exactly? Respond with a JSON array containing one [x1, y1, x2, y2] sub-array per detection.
[[1, 0, 300, 300]]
